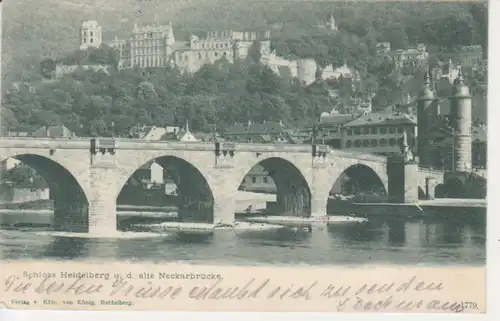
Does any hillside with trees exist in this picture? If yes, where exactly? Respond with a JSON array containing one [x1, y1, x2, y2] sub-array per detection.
[[2, 54, 333, 136], [2, 0, 487, 82], [1, 1, 488, 133]]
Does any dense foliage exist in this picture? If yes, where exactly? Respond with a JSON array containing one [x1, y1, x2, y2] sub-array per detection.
[[3, 56, 337, 136], [1, 1, 488, 134]]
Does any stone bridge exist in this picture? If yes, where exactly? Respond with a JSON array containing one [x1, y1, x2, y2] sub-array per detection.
[[0, 137, 441, 236]]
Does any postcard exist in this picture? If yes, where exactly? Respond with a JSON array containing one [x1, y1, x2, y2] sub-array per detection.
[[0, 0, 489, 314]]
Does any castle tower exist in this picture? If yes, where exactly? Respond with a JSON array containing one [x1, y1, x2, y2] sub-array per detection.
[[416, 70, 435, 164], [329, 13, 338, 31], [450, 69, 472, 172], [297, 59, 317, 86], [80, 20, 102, 50]]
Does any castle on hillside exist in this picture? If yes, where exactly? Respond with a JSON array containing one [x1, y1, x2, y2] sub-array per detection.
[[104, 20, 271, 73], [77, 16, 356, 86], [80, 20, 102, 50]]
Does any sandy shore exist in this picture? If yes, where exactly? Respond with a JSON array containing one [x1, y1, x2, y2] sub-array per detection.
[[137, 221, 284, 232], [244, 215, 368, 225]]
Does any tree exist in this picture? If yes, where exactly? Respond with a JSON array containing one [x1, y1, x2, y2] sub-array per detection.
[[40, 58, 56, 79]]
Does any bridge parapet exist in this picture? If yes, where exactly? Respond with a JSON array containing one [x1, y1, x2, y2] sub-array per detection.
[[0, 137, 90, 149]]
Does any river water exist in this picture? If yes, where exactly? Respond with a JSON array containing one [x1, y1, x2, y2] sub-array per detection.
[[0, 212, 485, 266]]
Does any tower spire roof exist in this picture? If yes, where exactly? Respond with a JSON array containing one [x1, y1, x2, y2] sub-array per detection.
[[418, 69, 435, 100], [424, 69, 432, 86], [452, 67, 470, 98]]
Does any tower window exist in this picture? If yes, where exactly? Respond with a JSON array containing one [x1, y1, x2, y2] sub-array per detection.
[[90, 31, 93, 37], [84, 31, 87, 37], [90, 38, 94, 43], [83, 38, 87, 43]]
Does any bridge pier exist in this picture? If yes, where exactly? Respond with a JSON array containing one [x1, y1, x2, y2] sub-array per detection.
[[88, 165, 117, 236], [310, 196, 328, 217], [387, 157, 419, 203], [87, 138, 118, 236], [213, 194, 236, 225]]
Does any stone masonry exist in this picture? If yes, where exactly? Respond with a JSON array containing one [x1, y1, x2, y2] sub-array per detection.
[[0, 137, 444, 236]]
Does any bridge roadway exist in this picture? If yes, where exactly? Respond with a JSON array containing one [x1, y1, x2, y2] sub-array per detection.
[[0, 137, 387, 162], [0, 137, 441, 236]]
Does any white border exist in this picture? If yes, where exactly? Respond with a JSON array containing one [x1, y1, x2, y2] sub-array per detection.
[[1, 0, 499, 320]]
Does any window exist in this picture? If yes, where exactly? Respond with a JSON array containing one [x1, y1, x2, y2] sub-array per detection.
[[370, 127, 378, 134], [380, 127, 387, 134], [398, 138, 403, 145], [90, 38, 94, 43], [380, 139, 388, 146], [83, 31, 87, 37], [90, 31, 94, 37], [345, 140, 352, 148], [354, 128, 362, 135], [389, 138, 397, 146], [214, 52, 218, 57], [263, 177, 268, 183], [347, 129, 353, 136], [354, 140, 361, 147], [371, 139, 378, 147], [362, 140, 369, 147], [389, 127, 396, 134], [362, 127, 370, 135], [252, 177, 257, 183], [397, 127, 404, 134]]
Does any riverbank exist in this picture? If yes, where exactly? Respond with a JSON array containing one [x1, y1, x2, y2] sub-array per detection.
[[137, 221, 284, 232], [0, 191, 275, 212], [327, 198, 487, 219], [243, 215, 368, 226]]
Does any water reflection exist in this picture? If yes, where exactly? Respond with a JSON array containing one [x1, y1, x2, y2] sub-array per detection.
[[387, 219, 406, 246], [0, 213, 486, 266], [42, 237, 89, 259]]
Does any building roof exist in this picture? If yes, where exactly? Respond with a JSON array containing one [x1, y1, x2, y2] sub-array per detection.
[[319, 114, 356, 126], [343, 112, 417, 128], [33, 125, 74, 138]]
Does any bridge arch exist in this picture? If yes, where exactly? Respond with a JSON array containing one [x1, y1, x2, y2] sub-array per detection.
[[0, 151, 91, 232], [235, 155, 312, 217], [115, 151, 216, 223], [330, 163, 388, 198]]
